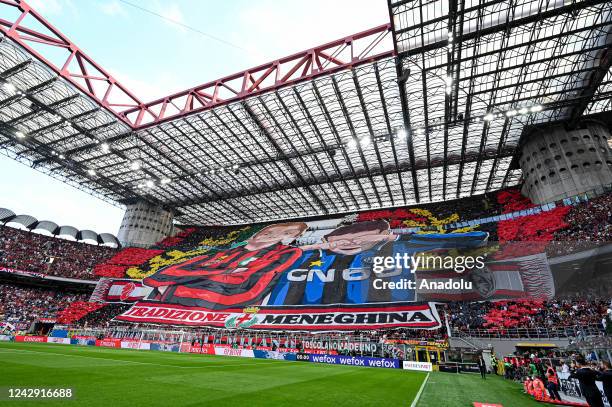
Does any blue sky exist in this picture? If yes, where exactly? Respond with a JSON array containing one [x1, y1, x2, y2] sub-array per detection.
[[0, 0, 389, 234]]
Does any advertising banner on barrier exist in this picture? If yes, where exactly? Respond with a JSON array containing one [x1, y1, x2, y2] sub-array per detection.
[[179, 343, 216, 354], [71, 338, 95, 346], [308, 354, 400, 369], [296, 353, 310, 362], [303, 348, 337, 355], [150, 343, 180, 352], [72, 335, 96, 341], [96, 338, 121, 348], [253, 350, 296, 361], [302, 339, 400, 355], [47, 337, 71, 345], [0, 335, 13, 341], [15, 335, 47, 343], [49, 329, 68, 338], [402, 361, 433, 372], [214, 347, 254, 358], [120, 341, 151, 350]]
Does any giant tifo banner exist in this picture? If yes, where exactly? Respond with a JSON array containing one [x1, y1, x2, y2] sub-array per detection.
[[115, 218, 558, 331]]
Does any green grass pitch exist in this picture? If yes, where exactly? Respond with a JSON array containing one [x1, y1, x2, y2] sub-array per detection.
[[0, 342, 540, 406]]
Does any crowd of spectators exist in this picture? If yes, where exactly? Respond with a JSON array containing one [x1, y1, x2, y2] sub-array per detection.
[[0, 283, 88, 325], [547, 193, 612, 257], [0, 226, 117, 280], [70, 303, 132, 327], [447, 299, 611, 335]]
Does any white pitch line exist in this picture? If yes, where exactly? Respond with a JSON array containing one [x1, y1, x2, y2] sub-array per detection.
[[410, 372, 430, 407], [0, 347, 289, 369]]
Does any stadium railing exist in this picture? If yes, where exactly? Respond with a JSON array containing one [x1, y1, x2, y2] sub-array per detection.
[[451, 324, 604, 339]]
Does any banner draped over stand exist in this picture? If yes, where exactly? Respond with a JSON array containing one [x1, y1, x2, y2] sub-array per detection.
[[111, 220, 559, 331]]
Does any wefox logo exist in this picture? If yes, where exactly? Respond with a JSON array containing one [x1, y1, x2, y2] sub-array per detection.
[[309, 354, 399, 369]]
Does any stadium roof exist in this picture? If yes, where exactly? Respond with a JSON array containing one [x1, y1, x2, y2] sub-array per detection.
[[0, 207, 120, 246], [0, 0, 610, 225]]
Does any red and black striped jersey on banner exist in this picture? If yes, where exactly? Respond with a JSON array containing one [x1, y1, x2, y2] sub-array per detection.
[[143, 244, 302, 310]]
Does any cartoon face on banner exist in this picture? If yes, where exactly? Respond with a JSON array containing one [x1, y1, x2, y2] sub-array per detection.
[[306, 220, 397, 255], [142, 222, 308, 310], [246, 223, 308, 248]]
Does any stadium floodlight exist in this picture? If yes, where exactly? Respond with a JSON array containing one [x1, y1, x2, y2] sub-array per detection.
[[530, 104, 543, 112], [2, 81, 16, 94], [59, 154, 65, 159], [396, 128, 407, 139], [506, 110, 517, 117], [101, 142, 110, 153], [346, 138, 357, 150], [130, 161, 141, 170], [161, 178, 171, 185], [15, 131, 26, 138], [444, 76, 453, 95], [232, 164, 239, 170], [360, 136, 371, 146], [87, 169, 96, 176], [518, 107, 529, 115], [447, 32, 454, 42], [145, 180, 154, 188], [483, 113, 495, 121]]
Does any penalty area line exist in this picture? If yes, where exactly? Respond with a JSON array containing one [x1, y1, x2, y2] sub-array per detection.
[[410, 372, 430, 407]]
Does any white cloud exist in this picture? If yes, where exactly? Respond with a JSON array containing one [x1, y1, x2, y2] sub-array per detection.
[[28, 0, 78, 18], [111, 68, 184, 102], [99, 0, 126, 17], [155, 2, 186, 31], [28, 0, 62, 15], [233, 0, 389, 65]]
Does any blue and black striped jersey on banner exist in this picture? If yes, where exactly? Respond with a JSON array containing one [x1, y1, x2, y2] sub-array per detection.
[[268, 232, 488, 306]]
